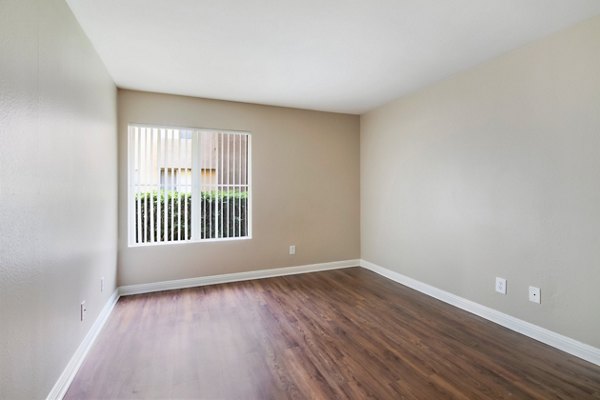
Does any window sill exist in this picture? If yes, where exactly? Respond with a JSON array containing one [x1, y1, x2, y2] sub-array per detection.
[[128, 236, 252, 248]]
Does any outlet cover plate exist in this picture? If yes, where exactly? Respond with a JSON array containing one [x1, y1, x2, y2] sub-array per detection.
[[529, 286, 541, 304], [80, 301, 87, 321], [495, 277, 507, 294]]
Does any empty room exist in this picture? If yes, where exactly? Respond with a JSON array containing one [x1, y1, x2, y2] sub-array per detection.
[[2, 0, 600, 399]]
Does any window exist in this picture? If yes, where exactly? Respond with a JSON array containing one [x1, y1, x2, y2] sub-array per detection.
[[128, 125, 251, 246]]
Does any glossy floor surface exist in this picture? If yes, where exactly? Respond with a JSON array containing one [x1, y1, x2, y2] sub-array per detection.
[[66, 268, 600, 399]]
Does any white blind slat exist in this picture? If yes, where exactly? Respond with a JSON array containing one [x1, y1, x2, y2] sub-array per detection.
[[149, 129, 155, 243], [219, 132, 224, 238], [156, 129, 162, 242], [228, 135, 231, 238], [142, 128, 147, 243], [135, 127, 142, 243]]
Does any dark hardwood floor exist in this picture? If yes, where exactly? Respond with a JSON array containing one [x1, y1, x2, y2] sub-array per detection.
[[66, 267, 600, 399]]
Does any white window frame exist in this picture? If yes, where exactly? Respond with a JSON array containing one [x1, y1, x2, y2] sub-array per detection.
[[127, 123, 252, 247]]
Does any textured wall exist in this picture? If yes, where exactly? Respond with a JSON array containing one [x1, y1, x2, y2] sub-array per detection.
[[0, 0, 117, 398], [118, 90, 360, 286], [361, 16, 600, 347]]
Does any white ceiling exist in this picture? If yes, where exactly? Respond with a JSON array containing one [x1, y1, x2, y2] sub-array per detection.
[[66, 0, 600, 114]]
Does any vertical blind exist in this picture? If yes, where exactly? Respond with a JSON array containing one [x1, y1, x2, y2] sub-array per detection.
[[128, 125, 251, 245]]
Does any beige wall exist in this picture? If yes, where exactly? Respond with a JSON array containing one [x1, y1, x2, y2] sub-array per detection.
[[118, 90, 360, 285], [0, 0, 117, 398], [361, 16, 600, 348]]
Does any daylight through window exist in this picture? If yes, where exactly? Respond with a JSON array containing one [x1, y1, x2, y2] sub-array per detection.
[[128, 125, 251, 245]]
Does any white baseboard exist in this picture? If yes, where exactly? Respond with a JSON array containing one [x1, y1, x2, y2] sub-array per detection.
[[46, 290, 120, 400], [360, 259, 600, 366], [47, 259, 359, 399], [48, 257, 598, 400], [119, 259, 361, 296]]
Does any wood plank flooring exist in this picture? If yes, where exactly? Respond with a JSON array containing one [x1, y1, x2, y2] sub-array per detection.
[[66, 267, 600, 399]]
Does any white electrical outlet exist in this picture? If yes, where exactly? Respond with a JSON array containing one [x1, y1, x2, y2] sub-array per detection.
[[495, 277, 507, 295], [529, 286, 541, 304], [100, 277, 104, 293], [289, 245, 296, 255], [80, 301, 87, 322]]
